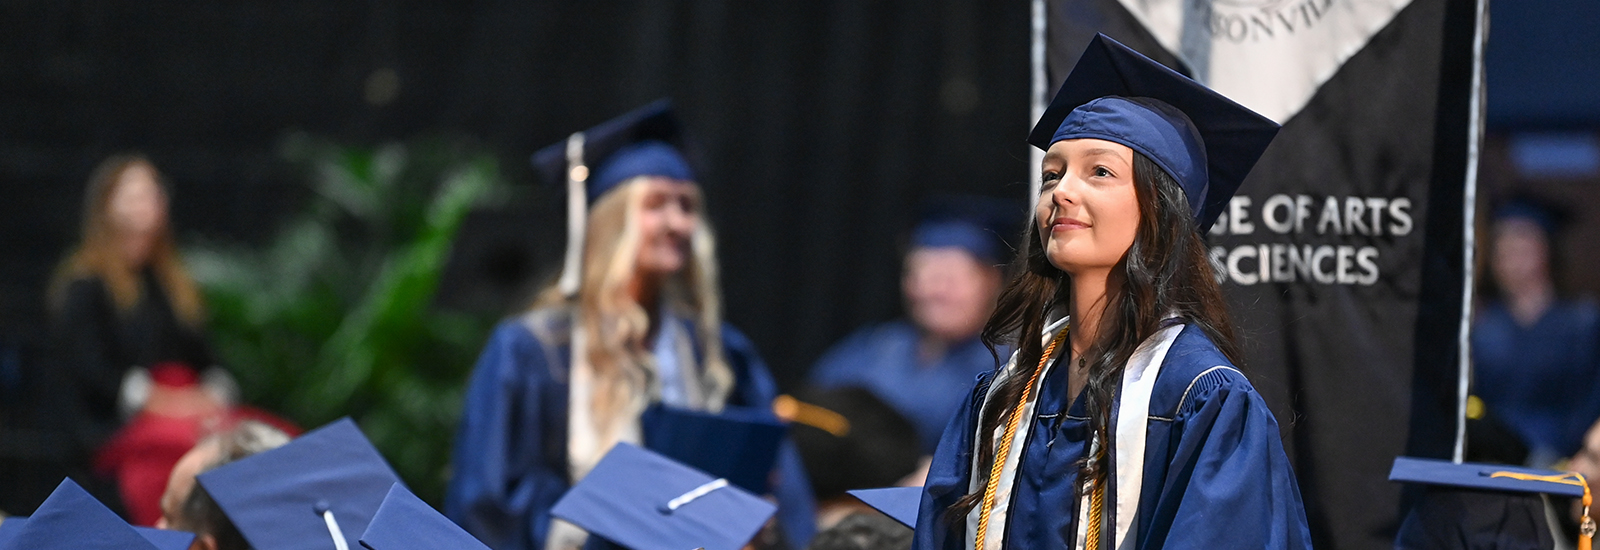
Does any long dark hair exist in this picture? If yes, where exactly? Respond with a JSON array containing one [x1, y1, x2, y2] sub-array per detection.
[[949, 151, 1240, 519]]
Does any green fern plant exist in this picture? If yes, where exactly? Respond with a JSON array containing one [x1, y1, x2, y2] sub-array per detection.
[[187, 133, 508, 504]]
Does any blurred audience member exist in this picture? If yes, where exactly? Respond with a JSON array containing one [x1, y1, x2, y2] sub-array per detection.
[[47, 154, 214, 454], [805, 513, 911, 550], [779, 387, 921, 529], [155, 420, 290, 550], [1473, 197, 1600, 465], [809, 197, 1015, 456], [94, 362, 298, 526]]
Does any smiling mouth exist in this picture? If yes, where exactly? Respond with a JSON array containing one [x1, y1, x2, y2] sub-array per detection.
[[1051, 218, 1089, 231]]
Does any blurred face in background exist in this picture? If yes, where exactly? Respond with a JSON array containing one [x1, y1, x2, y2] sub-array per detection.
[[903, 247, 1002, 343], [108, 163, 169, 268], [632, 177, 700, 278], [1491, 217, 1551, 297]]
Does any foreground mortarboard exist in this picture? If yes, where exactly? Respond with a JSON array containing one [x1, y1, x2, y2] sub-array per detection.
[[197, 417, 402, 550], [358, 483, 489, 550], [911, 195, 1022, 266], [1389, 457, 1587, 497], [846, 487, 921, 528], [0, 517, 194, 550], [640, 404, 787, 494], [134, 526, 200, 550], [0, 518, 19, 548], [1390, 457, 1594, 549], [551, 442, 777, 550], [0, 479, 160, 550], [1029, 33, 1280, 232], [528, 99, 694, 297]]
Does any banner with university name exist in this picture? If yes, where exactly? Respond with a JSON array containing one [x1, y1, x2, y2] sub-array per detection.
[[1040, 0, 1481, 548]]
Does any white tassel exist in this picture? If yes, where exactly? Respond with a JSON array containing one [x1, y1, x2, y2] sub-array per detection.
[[662, 478, 729, 513], [319, 507, 350, 550], [558, 132, 588, 298]]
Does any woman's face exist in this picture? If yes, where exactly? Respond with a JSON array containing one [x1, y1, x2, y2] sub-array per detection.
[[633, 177, 700, 278], [108, 164, 169, 267], [1036, 138, 1141, 274]]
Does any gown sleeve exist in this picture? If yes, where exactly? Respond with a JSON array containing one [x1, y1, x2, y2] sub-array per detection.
[[1142, 368, 1313, 550], [446, 320, 569, 550], [721, 324, 819, 548]]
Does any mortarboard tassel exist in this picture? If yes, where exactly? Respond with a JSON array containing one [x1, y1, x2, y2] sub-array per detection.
[[660, 478, 730, 514], [558, 132, 588, 298], [1488, 471, 1594, 550], [315, 502, 350, 550]]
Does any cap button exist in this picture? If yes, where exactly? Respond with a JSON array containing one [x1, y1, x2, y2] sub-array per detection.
[[314, 500, 332, 515]]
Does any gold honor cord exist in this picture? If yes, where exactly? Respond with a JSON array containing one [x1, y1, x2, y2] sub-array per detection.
[[974, 327, 1069, 550], [1488, 471, 1595, 550], [1084, 475, 1106, 549]]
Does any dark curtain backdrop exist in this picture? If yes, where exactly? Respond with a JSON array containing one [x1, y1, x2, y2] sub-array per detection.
[[0, 1, 1032, 392]]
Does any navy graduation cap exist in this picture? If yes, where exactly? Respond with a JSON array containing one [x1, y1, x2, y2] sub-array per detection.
[[845, 487, 921, 529], [359, 483, 489, 550], [1389, 457, 1588, 497], [197, 418, 402, 550], [550, 442, 777, 550], [911, 195, 1022, 266], [529, 99, 696, 297], [641, 404, 788, 494], [0, 517, 20, 548], [0, 515, 195, 550], [0, 478, 161, 550], [135, 526, 200, 550], [1030, 33, 1280, 233], [1390, 457, 1595, 548]]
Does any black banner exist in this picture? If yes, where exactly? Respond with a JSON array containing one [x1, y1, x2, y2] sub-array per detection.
[[1042, 0, 1479, 548]]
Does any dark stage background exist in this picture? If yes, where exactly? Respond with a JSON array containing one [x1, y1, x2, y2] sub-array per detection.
[[0, 0, 1032, 394]]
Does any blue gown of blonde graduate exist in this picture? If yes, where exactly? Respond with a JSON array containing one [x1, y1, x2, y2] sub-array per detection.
[[912, 322, 1311, 550], [446, 308, 816, 550]]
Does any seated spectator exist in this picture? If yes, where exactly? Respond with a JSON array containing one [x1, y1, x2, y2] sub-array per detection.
[[95, 363, 296, 526], [809, 196, 1016, 456], [1473, 197, 1600, 465]]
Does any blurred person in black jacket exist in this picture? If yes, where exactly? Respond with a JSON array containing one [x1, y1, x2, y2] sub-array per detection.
[[46, 154, 215, 459]]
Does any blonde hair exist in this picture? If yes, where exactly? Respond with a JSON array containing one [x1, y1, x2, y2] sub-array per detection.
[[534, 178, 735, 444], [50, 154, 204, 327]]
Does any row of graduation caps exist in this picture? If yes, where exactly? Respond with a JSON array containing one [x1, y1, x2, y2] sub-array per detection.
[[0, 412, 1592, 550], [0, 412, 916, 550]]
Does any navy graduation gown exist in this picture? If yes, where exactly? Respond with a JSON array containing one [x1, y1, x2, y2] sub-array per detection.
[[912, 324, 1310, 550], [445, 309, 817, 550], [1472, 299, 1600, 459]]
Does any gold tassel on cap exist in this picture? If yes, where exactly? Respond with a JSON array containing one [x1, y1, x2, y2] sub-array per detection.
[[1488, 470, 1594, 550]]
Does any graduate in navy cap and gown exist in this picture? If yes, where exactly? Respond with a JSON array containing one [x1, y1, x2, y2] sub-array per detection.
[[912, 35, 1310, 550], [810, 197, 1015, 456], [445, 101, 815, 550], [1472, 197, 1600, 465]]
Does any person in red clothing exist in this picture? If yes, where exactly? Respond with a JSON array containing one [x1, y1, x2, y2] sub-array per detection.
[[94, 363, 298, 526]]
